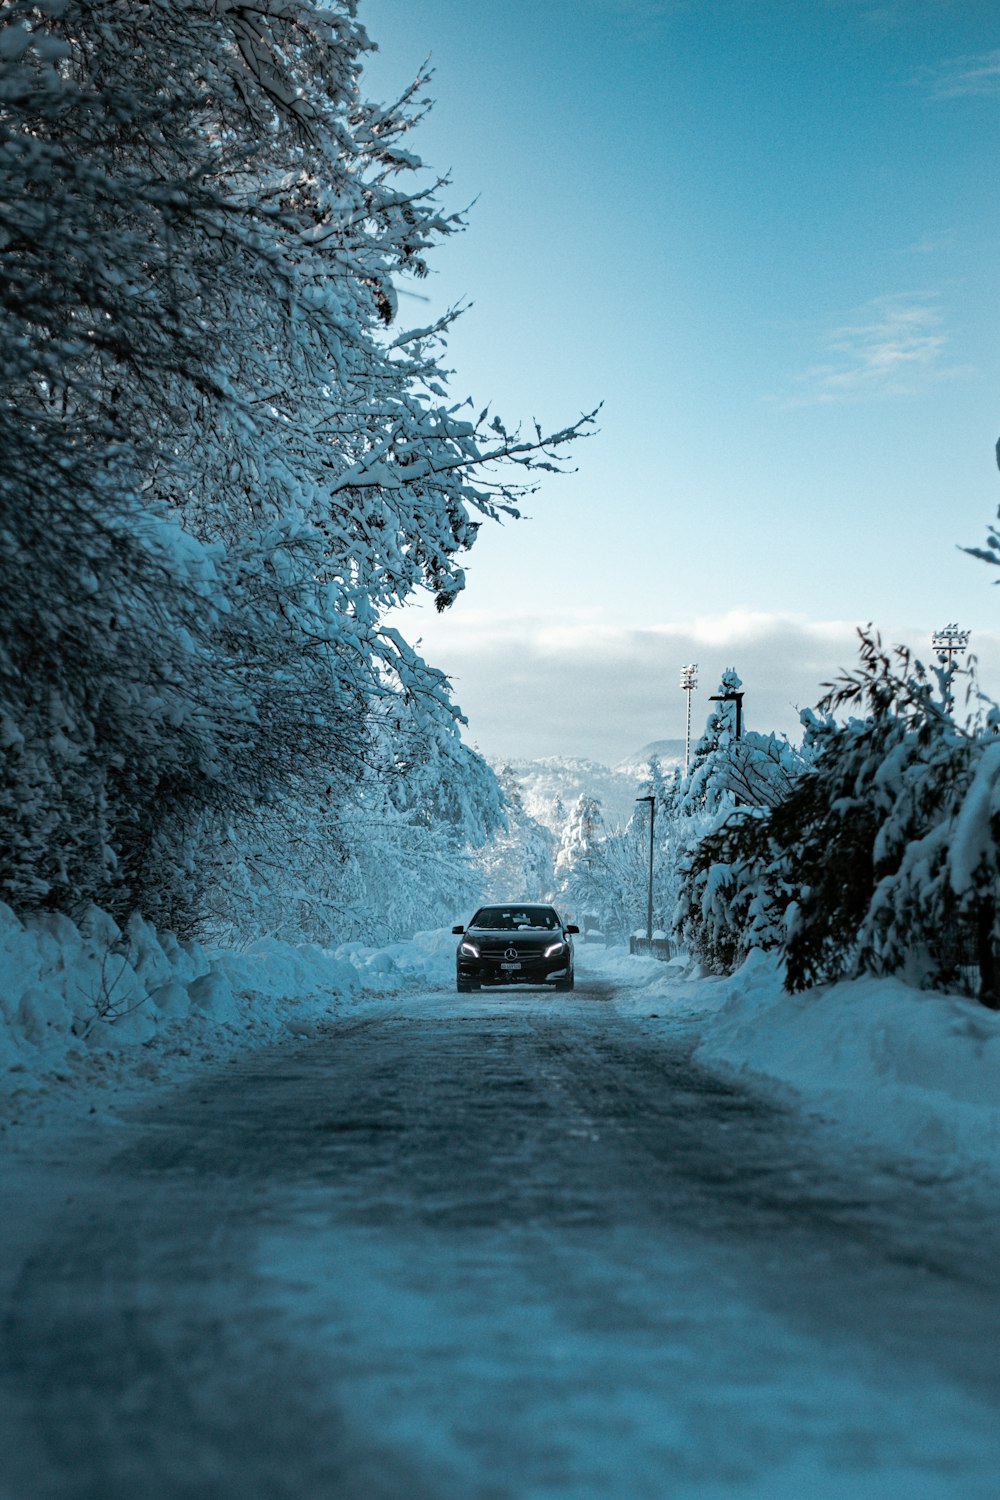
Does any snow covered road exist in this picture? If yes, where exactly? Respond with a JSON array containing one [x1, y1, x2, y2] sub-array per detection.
[[5, 974, 1000, 1499]]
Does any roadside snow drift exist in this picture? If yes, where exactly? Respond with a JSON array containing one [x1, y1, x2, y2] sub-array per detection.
[[578, 943, 1000, 1184], [0, 904, 454, 1108], [6, 906, 1000, 1193]]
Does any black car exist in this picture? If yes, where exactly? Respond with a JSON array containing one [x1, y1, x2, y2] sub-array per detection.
[[452, 904, 579, 992]]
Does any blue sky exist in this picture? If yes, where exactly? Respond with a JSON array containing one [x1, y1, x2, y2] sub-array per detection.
[[366, 1, 1000, 763]]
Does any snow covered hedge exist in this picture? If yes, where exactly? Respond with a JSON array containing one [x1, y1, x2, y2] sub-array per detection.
[[674, 635, 1000, 1008]]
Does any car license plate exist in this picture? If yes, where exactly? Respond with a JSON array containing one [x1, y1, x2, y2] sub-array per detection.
[[500, 961, 521, 970]]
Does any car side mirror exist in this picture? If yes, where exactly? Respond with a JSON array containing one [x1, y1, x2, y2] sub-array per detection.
[[451, 925, 465, 935], [566, 924, 580, 935]]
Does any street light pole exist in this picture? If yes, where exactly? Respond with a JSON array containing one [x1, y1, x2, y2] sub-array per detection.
[[680, 663, 698, 774], [635, 795, 655, 945], [708, 688, 745, 740]]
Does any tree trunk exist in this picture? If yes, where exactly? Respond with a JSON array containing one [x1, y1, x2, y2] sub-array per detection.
[[976, 899, 1000, 1010]]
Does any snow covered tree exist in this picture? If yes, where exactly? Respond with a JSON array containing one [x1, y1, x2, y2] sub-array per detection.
[[636, 753, 670, 808], [779, 633, 994, 999], [679, 669, 744, 813], [555, 795, 604, 882], [472, 766, 556, 905], [588, 817, 658, 943], [678, 670, 799, 817], [672, 805, 779, 974], [202, 722, 500, 946], [675, 631, 1000, 1006], [554, 780, 676, 944], [672, 671, 804, 969], [0, 1, 591, 928], [555, 794, 607, 923]]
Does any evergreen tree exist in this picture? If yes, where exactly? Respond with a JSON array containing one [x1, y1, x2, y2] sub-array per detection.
[[553, 795, 602, 919], [473, 767, 556, 905], [555, 795, 604, 881]]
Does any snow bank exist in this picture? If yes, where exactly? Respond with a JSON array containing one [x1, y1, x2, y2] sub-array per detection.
[[0, 898, 471, 1116], [692, 952, 1000, 1177], [332, 926, 456, 991], [584, 942, 1000, 1183], [0, 907, 342, 1107], [13, 903, 1000, 1194]]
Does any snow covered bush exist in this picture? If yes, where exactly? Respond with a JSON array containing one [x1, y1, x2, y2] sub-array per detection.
[[801, 633, 1000, 1002], [676, 632, 1000, 1008], [0, 1, 589, 931], [674, 806, 784, 974], [672, 672, 805, 971]]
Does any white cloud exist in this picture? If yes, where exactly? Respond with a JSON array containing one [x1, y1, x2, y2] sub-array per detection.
[[393, 599, 1000, 764], [902, 229, 956, 257], [920, 50, 1000, 100], [788, 292, 966, 405], [395, 608, 1000, 764]]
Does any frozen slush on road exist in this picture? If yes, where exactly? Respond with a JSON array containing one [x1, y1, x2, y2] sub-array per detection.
[[5, 933, 1000, 1498]]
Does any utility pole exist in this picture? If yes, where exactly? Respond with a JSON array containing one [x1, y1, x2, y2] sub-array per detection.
[[635, 795, 655, 945], [932, 624, 970, 710], [680, 663, 698, 774]]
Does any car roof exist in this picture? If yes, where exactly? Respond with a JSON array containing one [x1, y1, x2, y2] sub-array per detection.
[[469, 904, 560, 922]]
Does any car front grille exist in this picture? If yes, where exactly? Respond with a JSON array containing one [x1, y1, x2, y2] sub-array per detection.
[[475, 942, 545, 960]]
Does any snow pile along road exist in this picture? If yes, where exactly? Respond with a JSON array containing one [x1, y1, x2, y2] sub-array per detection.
[[0, 904, 456, 1113], [580, 943, 1000, 1184], [331, 926, 457, 992], [7, 900, 1000, 1195]]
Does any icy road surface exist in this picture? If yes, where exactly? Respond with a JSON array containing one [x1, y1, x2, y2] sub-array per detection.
[[5, 975, 1000, 1499]]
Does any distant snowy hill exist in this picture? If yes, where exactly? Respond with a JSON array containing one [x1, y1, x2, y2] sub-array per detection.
[[492, 745, 683, 835], [614, 739, 686, 778]]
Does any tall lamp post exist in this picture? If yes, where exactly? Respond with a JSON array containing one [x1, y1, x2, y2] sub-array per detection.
[[680, 663, 698, 774], [708, 686, 745, 740], [932, 623, 970, 710], [635, 795, 655, 945]]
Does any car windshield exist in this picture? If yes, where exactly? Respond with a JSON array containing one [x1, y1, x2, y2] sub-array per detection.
[[469, 906, 560, 932]]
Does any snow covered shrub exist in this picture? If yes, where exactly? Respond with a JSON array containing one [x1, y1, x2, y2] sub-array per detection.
[[672, 674, 806, 971], [0, 2, 590, 930], [819, 637, 1000, 1004], [677, 632, 1000, 1005], [778, 633, 994, 995], [674, 807, 786, 974]]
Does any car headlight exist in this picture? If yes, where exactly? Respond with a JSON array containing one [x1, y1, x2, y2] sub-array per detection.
[[460, 940, 481, 958], [543, 940, 566, 959]]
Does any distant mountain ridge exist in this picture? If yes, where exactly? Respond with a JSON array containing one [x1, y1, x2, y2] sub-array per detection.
[[491, 742, 685, 835], [614, 739, 686, 777]]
